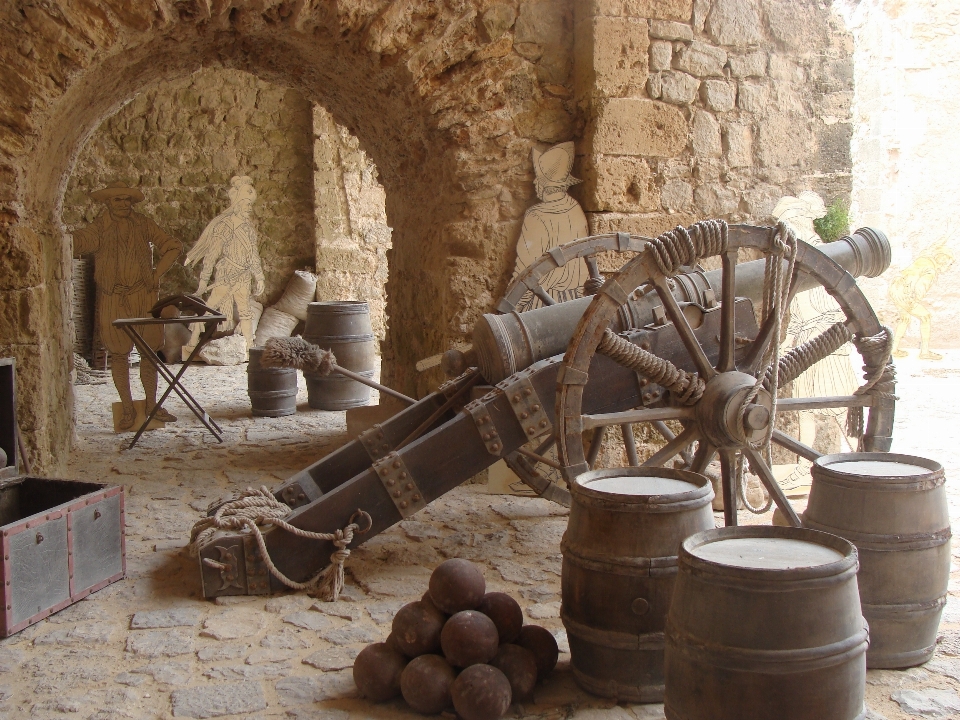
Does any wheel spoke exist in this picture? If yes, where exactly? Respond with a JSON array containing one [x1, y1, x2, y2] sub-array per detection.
[[742, 310, 779, 376], [777, 395, 872, 412], [516, 446, 564, 471], [586, 426, 607, 469], [621, 424, 640, 466], [652, 276, 718, 380], [642, 426, 699, 468], [743, 446, 801, 527], [690, 440, 717, 474], [719, 449, 738, 527], [717, 248, 738, 372], [531, 285, 555, 306], [582, 406, 695, 430], [771, 429, 821, 464], [652, 420, 693, 467]]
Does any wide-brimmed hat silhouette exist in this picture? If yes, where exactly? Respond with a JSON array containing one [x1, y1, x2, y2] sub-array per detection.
[[90, 181, 145, 203], [533, 142, 580, 188]]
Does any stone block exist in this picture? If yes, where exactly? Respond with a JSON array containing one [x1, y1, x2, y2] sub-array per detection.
[[515, 0, 572, 84], [764, 0, 829, 52], [816, 122, 852, 174], [737, 81, 769, 113], [702, 80, 736, 111], [592, 16, 649, 96], [674, 41, 727, 77], [692, 111, 722, 158], [694, 183, 740, 216], [172, 682, 266, 718], [512, 98, 575, 143], [591, 99, 688, 157], [660, 72, 700, 105], [623, 0, 692, 21], [126, 630, 194, 658], [660, 179, 693, 211], [588, 211, 696, 237], [705, 0, 763, 47], [647, 73, 662, 98], [481, 4, 517, 41], [769, 55, 804, 83], [756, 112, 813, 168], [729, 50, 767, 77], [650, 41, 673, 72], [130, 609, 203, 629], [649, 20, 694, 41], [581, 155, 660, 213], [724, 122, 753, 167]]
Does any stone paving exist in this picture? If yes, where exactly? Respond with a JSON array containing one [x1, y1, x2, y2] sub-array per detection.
[[0, 354, 958, 719]]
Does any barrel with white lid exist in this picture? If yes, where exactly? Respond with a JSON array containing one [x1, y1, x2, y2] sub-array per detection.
[[804, 452, 950, 668], [665, 526, 866, 720], [561, 467, 714, 702]]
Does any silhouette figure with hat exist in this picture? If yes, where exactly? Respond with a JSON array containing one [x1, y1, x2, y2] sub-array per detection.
[[72, 182, 182, 430], [512, 142, 589, 307]]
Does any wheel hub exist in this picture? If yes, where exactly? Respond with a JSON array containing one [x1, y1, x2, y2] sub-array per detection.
[[695, 371, 773, 449]]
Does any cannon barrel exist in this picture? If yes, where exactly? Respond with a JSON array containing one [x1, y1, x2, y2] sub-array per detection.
[[472, 226, 890, 383]]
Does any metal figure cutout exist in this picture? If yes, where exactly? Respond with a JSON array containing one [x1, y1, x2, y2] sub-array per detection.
[[888, 239, 955, 360], [72, 182, 183, 431], [512, 142, 589, 307], [185, 176, 265, 352]]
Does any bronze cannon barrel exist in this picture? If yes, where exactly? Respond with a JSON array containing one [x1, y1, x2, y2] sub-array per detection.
[[473, 226, 890, 383]]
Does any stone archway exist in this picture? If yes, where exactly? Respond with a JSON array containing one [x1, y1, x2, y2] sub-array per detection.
[[1, 2, 574, 471]]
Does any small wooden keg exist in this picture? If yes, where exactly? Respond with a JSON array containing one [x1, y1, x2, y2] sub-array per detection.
[[247, 348, 298, 417], [561, 468, 715, 702], [665, 526, 867, 720], [303, 301, 376, 410], [804, 452, 950, 669]]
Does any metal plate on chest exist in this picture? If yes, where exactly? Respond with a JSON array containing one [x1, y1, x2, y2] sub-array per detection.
[[9, 516, 69, 627], [71, 494, 123, 595]]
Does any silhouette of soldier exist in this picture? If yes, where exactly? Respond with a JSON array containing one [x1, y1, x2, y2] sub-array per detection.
[[72, 182, 182, 430], [185, 176, 265, 352], [889, 240, 955, 360], [513, 142, 589, 306]]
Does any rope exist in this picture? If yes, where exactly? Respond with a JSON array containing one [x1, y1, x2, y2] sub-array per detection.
[[647, 220, 728, 276], [598, 329, 705, 404], [764, 321, 853, 390], [846, 326, 896, 446], [737, 221, 797, 514], [190, 486, 371, 601]]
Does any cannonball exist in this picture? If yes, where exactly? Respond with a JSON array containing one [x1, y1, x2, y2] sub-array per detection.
[[490, 643, 538, 703], [384, 632, 403, 655], [441, 610, 499, 667], [400, 654, 457, 714], [451, 664, 513, 720], [477, 592, 523, 644], [392, 600, 446, 658], [421, 589, 448, 618], [517, 625, 559, 679], [428, 558, 486, 614], [352, 642, 408, 702]]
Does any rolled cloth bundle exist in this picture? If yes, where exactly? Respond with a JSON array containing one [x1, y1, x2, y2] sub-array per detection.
[[260, 336, 337, 375]]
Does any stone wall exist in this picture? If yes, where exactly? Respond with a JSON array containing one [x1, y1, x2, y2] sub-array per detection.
[[843, 0, 960, 350], [313, 107, 391, 342], [63, 68, 316, 308], [576, 0, 853, 238]]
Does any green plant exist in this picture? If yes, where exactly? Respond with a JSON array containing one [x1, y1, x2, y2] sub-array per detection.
[[813, 198, 851, 243]]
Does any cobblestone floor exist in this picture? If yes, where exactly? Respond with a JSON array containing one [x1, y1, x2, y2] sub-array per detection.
[[0, 352, 958, 719]]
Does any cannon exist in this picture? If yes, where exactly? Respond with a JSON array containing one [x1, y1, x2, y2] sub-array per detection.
[[196, 222, 894, 598]]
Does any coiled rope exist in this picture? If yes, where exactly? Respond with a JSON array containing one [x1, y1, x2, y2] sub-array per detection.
[[190, 486, 371, 601], [598, 329, 705, 404], [846, 327, 896, 446]]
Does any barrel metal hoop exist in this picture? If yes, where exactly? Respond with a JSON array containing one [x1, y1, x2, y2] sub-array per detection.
[[304, 333, 376, 343], [562, 538, 678, 576], [571, 665, 663, 704], [247, 389, 298, 399], [372, 452, 426, 519], [463, 399, 503, 456], [562, 608, 665, 651], [500, 374, 552, 439], [803, 518, 952, 551], [358, 424, 392, 463], [665, 623, 869, 674], [678, 559, 860, 592], [861, 594, 947, 618]]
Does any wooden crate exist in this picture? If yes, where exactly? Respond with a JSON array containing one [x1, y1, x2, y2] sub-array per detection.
[[0, 358, 125, 637]]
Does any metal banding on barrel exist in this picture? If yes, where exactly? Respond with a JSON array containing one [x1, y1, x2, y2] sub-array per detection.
[[561, 468, 715, 702], [665, 526, 867, 720], [804, 452, 950, 669], [247, 348, 298, 417], [302, 301, 376, 410]]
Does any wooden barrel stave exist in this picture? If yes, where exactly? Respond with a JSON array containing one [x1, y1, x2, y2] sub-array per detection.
[[247, 348, 298, 417], [562, 468, 714, 702], [804, 452, 950, 669], [302, 302, 376, 411], [665, 526, 867, 720]]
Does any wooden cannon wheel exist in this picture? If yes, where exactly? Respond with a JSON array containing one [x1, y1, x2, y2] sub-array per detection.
[[555, 222, 895, 526]]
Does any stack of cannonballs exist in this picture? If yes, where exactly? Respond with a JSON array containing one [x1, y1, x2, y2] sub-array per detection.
[[354, 559, 559, 719]]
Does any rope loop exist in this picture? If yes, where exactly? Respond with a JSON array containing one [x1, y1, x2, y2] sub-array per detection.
[[646, 220, 728, 276], [190, 486, 371, 601]]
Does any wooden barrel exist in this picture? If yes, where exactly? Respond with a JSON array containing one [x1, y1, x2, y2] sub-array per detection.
[[561, 468, 715, 702], [665, 526, 867, 720], [247, 348, 298, 417], [302, 301, 376, 410], [804, 452, 950, 669]]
